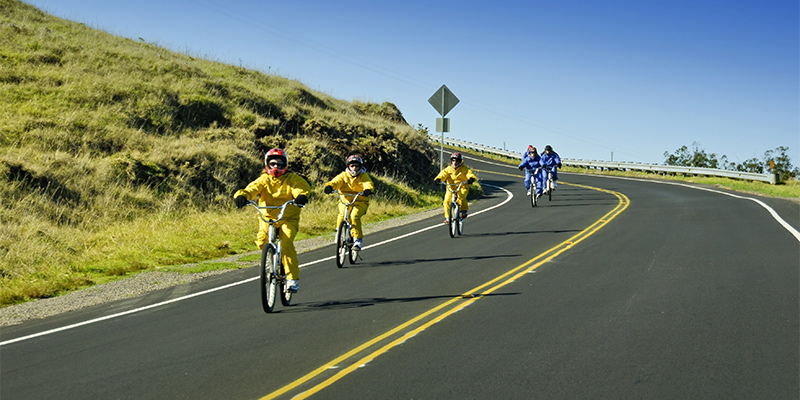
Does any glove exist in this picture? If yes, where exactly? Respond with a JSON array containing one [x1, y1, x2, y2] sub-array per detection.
[[234, 195, 248, 209], [362, 189, 372, 196], [434, 179, 441, 185], [518, 165, 524, 171], [324, 185, 333, 194], [557, 163, 562, 168], [467, 177, 476, 184], [295, 194, 308, 206]]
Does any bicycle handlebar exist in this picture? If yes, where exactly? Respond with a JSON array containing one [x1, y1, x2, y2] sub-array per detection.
[[442, 181, 468, 192], [247, 199, 302, 224], [329, 189, 364, 206]]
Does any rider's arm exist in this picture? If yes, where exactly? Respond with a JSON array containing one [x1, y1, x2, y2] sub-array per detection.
[[466, 167, 478, 184], [360, 173, 375, 192], [518, 155, 528, 170], [325, 171, 345, 191], [288, 174, 312, 201], [434, 168, 449, 183], [233, 173, 268, 201]]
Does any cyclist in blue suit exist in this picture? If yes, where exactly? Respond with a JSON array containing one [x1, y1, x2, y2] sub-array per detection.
[[518, 145, 543, 196], [540, 145, 562, 189]]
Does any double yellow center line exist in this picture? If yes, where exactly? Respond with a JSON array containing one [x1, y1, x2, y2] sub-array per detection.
[[262, 181, 629, 399]]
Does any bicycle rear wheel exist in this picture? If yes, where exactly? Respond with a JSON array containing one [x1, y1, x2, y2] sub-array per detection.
[[260, 245, 278, 313], [456, 214, 463, 235], [449, 203, 458, 238], [335, 221, 348, 268]]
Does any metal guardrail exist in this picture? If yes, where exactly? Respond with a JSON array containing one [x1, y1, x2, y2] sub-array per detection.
[[430, 135, 779, 184]]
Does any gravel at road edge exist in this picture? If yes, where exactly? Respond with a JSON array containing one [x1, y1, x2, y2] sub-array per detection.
[[0, 208, 440, 327]]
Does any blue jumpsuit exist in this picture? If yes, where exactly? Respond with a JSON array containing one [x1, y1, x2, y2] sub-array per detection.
[[518, 152, 543, 195], [540, 151, 561, 183]]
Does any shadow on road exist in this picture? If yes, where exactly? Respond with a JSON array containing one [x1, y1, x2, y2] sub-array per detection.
[[282, 292, 520, 313], [349, 253, 521, 268]]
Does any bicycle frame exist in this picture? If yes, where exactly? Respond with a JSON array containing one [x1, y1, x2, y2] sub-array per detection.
[[330, 190, 364, 267], [543, 167, 556, 201], [443, 181, 467, 238], [247, 199, 301, 313]]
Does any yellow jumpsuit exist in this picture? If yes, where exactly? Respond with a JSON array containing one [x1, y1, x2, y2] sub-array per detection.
[[435, 164, 478, 220], [233, 172, 311, 281], [325, 170, 374, 240]]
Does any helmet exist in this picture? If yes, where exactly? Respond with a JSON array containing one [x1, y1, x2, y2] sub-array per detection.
[[450, 152, 463, 167], [347, 154, 363, 167], [545, 145, 553, 153], [264, 148, 288, 177], [347, 154, 364, 176], [528, 145, 536, 153]]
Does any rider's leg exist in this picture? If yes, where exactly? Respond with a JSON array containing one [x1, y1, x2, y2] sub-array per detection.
[[255, 225, 268, 250], [442, 191, 451, 222], [534, 170, 544, 195], [524, 169, 532, 194], [277, 220, 300, 281], [457, 188, 469, 218], [349, 203, 368, 239]]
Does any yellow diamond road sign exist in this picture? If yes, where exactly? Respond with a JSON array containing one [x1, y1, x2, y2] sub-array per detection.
[[428, 85, 459, 117]]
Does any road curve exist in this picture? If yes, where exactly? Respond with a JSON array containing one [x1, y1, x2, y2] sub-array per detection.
[[2, 154, 797, 400]]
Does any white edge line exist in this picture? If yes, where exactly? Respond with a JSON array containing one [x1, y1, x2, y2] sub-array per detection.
[[583, 173, 800, 242], [1, 184, 512, 346]]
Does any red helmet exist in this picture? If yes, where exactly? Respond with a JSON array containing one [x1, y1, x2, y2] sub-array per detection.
[[264, 148, 288, 177], [450, 152, 463, 167]]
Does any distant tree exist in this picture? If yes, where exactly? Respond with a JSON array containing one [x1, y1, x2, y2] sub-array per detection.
[[764, 146, 798, 182], [415, 123, 429, 136], [663, 142, 720, 168], [665, 143, 798, 183], [734, 158, 764, 173]]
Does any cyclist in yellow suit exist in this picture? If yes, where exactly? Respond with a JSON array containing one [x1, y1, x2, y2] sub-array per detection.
[[234, 148, 310, 292], [434, 152, 477, 224], [324, 155, 374, 250]]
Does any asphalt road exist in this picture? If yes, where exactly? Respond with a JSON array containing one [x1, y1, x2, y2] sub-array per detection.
[[2, 154, 798, 400]]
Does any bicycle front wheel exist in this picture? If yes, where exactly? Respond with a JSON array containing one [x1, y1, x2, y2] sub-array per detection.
[[260, 245, 278, 313], [548, 180, 553, 201], [279, 264, 292, 306], [335, 221, 348, 268], [530, 187, 537, 208], [449, 203, 458, 238], [348, 238, 358, 264]]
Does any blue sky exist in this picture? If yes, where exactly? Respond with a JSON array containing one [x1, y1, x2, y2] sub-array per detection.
[[24, 0, 799, 166]]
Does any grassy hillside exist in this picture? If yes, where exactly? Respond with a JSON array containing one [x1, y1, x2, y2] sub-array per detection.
[[0, 0, 442, 304]]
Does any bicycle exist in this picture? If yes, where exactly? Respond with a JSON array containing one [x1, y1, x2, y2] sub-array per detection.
[[543, 167, 556, 201], [529, 168, 539, 208], [246, 199, 302, 313], [443, 181, 468, 238], [329, 190, 365, 268]]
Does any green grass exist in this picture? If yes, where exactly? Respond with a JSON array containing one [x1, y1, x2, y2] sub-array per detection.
[[0, 0, 443, 306]]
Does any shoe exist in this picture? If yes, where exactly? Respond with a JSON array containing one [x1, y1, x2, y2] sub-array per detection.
[[443, 219, 449, 224], [526, 190, 531, 196], [460, 211, 468, 219], [536, 193, 541, 199], [353, 239, 362, 250], [286, 279, 299, 293]]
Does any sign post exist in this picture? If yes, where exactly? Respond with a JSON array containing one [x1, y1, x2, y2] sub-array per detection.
[[428, 85, 460, 171]]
